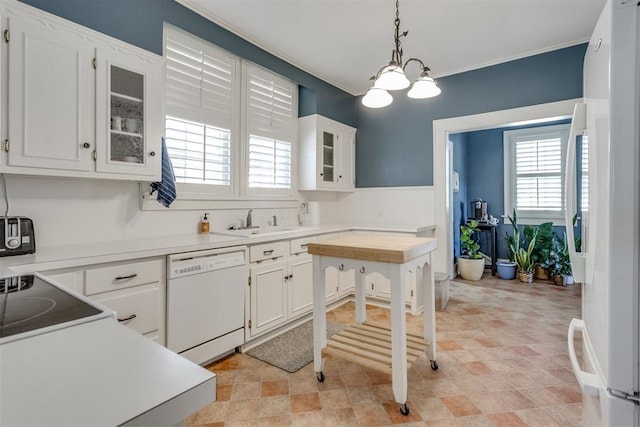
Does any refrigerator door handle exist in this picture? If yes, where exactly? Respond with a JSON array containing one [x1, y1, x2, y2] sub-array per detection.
[[564, 103, 586, 284], [568, 318, 600, 396]]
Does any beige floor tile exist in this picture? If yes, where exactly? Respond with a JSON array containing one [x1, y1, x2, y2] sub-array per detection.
[[186, 276, 583, 426]]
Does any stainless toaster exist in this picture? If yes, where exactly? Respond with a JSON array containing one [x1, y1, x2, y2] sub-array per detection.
[[0, 216, 36, 257]]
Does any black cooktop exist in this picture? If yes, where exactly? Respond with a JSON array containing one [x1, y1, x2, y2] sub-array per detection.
[[0, 274, 103, 341]]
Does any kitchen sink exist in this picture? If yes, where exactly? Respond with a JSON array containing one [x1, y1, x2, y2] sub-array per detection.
[[212, 226, 306, 238]]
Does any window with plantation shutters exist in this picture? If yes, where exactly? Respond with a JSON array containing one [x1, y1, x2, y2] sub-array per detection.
[[163, 25, 238, 194], [245, 64, 295, 193], [504, 124, 570, 224]]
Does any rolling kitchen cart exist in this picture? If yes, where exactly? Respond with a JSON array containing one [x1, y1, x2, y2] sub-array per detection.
[[307, 235, 438, 415]]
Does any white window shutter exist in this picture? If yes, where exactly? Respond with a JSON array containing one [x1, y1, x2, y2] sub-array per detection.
[[245, 64, 296, 190], [163, 26, 238, 191]]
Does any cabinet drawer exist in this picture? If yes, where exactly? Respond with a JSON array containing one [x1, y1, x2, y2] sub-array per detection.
[[290, 236, 319, 255], [250, 241, 288, 263], [92, 284, 160, 335], [84, 259, 162, 296]]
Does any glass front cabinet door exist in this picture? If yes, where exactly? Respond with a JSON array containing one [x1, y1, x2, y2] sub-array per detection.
[[95, 48, 163, 179]]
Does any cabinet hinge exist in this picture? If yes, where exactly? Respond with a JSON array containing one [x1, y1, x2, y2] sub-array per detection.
[[92, 150, 97, 161], [248, 276, 251, 286], [92, 57, 96, 69], [3, 30, 9, 43], [248, 319, 252, 329], [3, 139, 8, 152]]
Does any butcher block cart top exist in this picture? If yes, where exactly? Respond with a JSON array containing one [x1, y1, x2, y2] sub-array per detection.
[[307, 235, 438, 417]]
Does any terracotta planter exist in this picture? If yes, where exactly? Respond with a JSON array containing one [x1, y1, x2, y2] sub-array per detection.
[[553, 274, 566, 286], [458, 257, 485, 281], [518, 271, 534, 283], [535, 264, 549, 281]]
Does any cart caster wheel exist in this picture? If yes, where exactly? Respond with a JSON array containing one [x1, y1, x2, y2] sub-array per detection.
[[316, 372, 325, 382], [400, 403, 410, 416], [430, 360, 439, 371]]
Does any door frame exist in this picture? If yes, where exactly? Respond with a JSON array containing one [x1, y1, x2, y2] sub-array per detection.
[[432, 98, 581, 279]]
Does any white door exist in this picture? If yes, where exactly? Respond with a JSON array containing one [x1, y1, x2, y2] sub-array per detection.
[[250, 260, 288, 337], [288, 254, 313, 318], [7, 16, 94, 171], [94, 47, 162, 178]]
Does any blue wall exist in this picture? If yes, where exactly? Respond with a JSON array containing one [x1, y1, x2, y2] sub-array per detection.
[[452, 119, 571, 259], [355, 44, 586, 187], [20, 0, 356, 127]]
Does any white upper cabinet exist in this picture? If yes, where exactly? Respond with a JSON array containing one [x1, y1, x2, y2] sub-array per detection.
[[95, 47, 163, 177], [298, 114, 356, 191], [1, 2, 163, 181], [6, 15, 95, 172]]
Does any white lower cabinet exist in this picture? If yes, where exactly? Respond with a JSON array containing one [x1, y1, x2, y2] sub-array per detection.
[[41, 257, 165, 344], [247, 240, 316, 340], [249, 259, 288, 338], [288, 254, 313, 318]]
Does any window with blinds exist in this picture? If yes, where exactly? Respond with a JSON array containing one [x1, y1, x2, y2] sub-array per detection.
[[163, 25, 238, 193], [504, 124, 570, 223], [245, 64, 295, 192]]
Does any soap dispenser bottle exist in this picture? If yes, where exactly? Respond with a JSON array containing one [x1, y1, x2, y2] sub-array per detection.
[[199, 213, 210, 233]]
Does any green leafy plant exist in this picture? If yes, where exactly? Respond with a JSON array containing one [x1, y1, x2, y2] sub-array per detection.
[[550, 233, 572, 276], [513, 229, 538, 273], [460, 220, 483, 260], [505, 209, 519, 261]]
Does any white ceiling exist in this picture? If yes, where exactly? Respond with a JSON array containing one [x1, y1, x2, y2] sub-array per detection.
[[178, 0, 606, 96]]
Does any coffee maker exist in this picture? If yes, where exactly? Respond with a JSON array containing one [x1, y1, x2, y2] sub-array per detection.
[[469, 199, 488, 221]]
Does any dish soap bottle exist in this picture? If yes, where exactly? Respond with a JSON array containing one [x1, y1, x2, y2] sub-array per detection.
[[199, 213, 210, 233]]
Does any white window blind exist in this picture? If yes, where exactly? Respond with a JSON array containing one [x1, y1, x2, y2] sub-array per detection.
[[245, 64, 295, 191], [163, 26, 238, 191], [165, 117, 231, 185], [504, 124, 569, 223]]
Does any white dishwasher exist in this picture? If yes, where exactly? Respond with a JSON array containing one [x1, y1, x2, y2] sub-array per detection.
[[167, 246, 247, 365]]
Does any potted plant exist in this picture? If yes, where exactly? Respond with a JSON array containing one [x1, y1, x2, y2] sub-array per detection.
[[527, 222, 557, 281], [550, 233, 572, 286], [497, 210, 519, 280], [511, 227, 538, 284], [458, 220, 485, 281]]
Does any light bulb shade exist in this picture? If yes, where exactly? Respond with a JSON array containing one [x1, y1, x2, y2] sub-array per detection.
[[362, 87, 393, 108], [374, 64, 410, 91], [407, 75, 441, 99]]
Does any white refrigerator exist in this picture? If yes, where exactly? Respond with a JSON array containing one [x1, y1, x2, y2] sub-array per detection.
[[566, 0, 640, 425]]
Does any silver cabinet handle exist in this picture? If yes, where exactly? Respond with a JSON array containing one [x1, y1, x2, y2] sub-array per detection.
[[263, 249, 274, 256], [149, 151, 156, 156], [117, 314, 137, 322], [82, 142, 91, 149], [115, 273, 138, 280], [338, 264, 344, 271], [300, 244, 308, 248]]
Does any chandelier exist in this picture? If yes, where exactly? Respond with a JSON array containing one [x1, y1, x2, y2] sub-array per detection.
[[362, 0, 441, 108]]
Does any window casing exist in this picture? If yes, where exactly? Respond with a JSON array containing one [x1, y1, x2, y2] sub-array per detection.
[[503, 124, 570, 225], [163, 25, 297, 201]]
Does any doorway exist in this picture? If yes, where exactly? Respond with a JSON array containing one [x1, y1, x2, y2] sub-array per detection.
[[432, 99, 579, 279]]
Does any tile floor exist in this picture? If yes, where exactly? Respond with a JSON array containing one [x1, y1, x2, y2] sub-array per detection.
[[186, 274, 583, 426]]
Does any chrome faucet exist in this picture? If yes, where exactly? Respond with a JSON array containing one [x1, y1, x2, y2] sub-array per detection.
[[272, 215, 278, 227], [246, 209, 253, 228]]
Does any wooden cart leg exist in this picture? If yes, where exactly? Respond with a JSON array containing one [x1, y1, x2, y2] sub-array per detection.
[[312, 257, 326, 378], [422, 258, 437, 367], [389, 268, 408, 412]]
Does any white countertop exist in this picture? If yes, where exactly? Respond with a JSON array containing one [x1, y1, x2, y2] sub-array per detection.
[[0, 317, 216, 426], [1, 223, 435, 275]]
